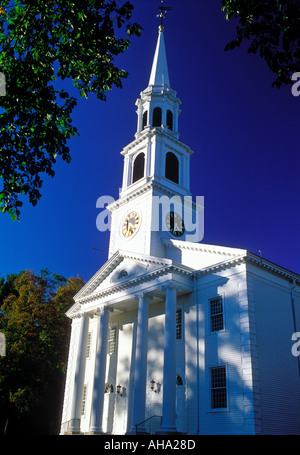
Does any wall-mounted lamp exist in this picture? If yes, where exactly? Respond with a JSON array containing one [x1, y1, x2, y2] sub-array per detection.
[[116, 385, 123, 396], [150, 379, 158, 393]]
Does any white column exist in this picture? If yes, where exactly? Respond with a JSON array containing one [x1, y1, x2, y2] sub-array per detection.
[[160, 285, 177, 433], [136, 100, 142, 133], [122, 155, 129, 190], [89, 307, 109, 433], [145, 138, 151, 178], [69, 313, 89, 432], [129, 294, 149, 433]]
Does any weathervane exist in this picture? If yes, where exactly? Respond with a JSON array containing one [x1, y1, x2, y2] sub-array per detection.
[[157, 0, 171, 29]]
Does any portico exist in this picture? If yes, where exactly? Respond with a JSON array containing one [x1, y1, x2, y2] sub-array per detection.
[[62, 255, 193, 435]]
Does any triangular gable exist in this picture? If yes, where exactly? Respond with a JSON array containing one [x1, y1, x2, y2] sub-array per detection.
[[163, 239, 248, 270], [73, 250, 175, 303]]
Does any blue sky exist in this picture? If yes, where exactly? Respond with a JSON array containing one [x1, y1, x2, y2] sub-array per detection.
[[1, 0, 299, 282]]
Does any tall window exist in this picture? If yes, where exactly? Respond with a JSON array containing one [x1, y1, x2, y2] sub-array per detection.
[[165, 152, 179, 184], [81, 385, 87, 416], [152, 107, 162, 127], [176, 308, 183, 340], [86, 332, 92, 358], [209, 296, 224, 332], [142, 110, 148, 130], [132, 152, 145, 184], [108, 327, 117, 355], [167, 110, 173, 131], [210, 366, 227, 409]]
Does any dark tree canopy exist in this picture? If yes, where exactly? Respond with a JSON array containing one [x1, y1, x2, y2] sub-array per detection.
[[222, 0, 300, 88], [0, 269, 85, 434], [0, 1, 141, 221]]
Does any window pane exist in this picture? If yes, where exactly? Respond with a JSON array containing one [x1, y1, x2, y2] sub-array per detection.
[[165, 152, 179, 184], [210, 366, 227, 409], [142, 110, 148, 129], [210, 314, 224, 332], [81, 385, 87, 415], [132, 152, 145, 183], [176, 309, 182, 340], [210, 297, 223, 315], [210, 297, 224, 332], [211, 388, 227, 409], [211, 366, 226, 388], [86, 332, 91, 358], [153, 107, 162, 127], [108, 327, 116, 355], [167, 110, 173, 131]]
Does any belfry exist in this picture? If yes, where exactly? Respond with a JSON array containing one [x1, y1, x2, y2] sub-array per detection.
[[60, 10, 300, 436]]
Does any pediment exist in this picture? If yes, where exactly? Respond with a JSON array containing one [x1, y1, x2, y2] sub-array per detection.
[[73, 250, 174, 303]]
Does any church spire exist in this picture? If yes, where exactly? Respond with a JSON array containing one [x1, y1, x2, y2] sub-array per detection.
[[148, 1, 172, 88], [134, 3, 181, 139], [148, 26, 170, 88]]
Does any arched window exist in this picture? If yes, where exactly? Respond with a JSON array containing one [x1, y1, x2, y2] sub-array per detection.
[[167, 110, 173, 131], [132, 152, 145, 184], [142, 110, 148, 130], [165, 152, 179, 184], [152, 107, 162, 127], [118, 269, 128, 279]]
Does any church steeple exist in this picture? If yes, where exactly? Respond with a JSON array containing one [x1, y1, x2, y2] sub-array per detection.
[[107, 17, 195, 259], [135, 26, 181, 139], [148, 26, 170, 88]]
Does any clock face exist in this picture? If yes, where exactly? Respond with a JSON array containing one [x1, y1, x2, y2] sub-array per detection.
[[166, 211, 185, 237], [122, 211, 140, 237]]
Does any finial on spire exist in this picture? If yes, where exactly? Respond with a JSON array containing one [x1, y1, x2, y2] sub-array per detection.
[[157, 0, 171, 30]]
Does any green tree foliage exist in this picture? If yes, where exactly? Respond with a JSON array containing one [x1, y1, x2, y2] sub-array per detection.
[[0, 271, 23, 305], [0, 269, 85, 434], [0, 1, 141, 221], [222, 0, 300, 87]]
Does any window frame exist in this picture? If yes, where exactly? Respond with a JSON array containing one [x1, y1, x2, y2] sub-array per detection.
[[209, 295, 225, 333], [81, 384, 88, 417], [86, 331, 92, 359], [152, 106, 162, 127], [132, 152, 145, 184], [142, 110, 148, 130], [166, 109, 173, 131], [209, 365, 228, 411], [107, 325, 117, 356], [165, 151, 179, 184], [176, 307, 183, 341]]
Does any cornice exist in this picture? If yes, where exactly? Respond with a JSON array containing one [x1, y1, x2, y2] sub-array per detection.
[[193, 253, 300, 285], [163, 239, 245, 257], [193, 256, 247, 276], [72, 251, 124, 301], [68, 249, 300, 317], [139, 85, 179, 102], [73, 249, 187, 303], [76, 263, 193, 305], [108, 179, 192, 212], [107, 180, 153, 211], [245, 254, 300, 284], [121, 126, 193, 156]]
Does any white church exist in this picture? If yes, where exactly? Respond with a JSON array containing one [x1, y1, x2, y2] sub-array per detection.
[[60, 24, 300, 435]]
